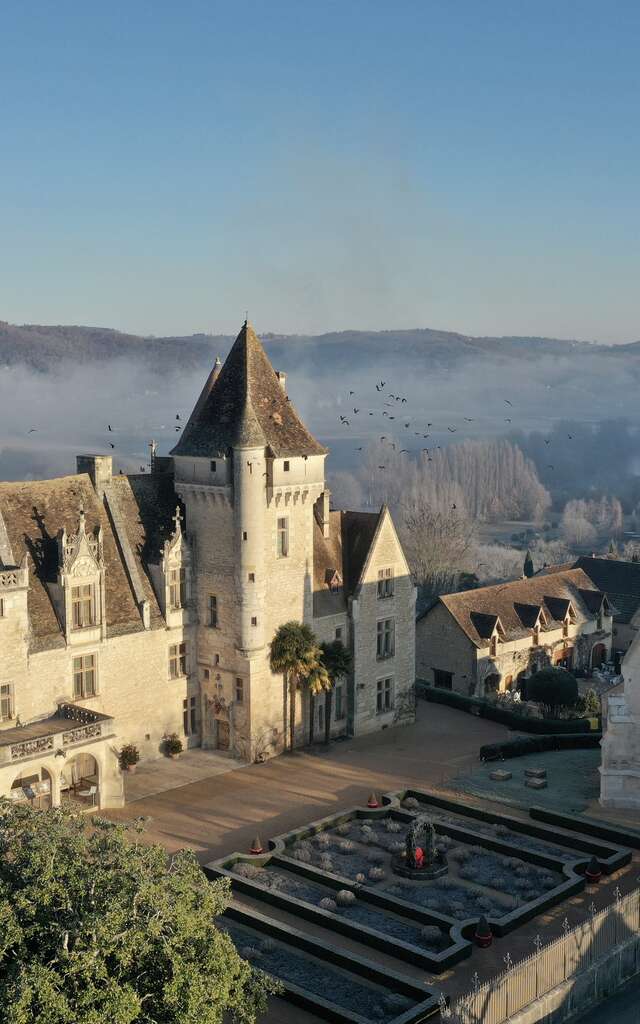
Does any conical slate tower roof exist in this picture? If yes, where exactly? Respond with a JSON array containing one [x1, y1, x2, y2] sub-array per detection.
[[171, 322, 327, 458]]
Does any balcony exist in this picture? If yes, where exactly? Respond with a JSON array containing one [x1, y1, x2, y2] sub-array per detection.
[[0, 703, 115, 767]]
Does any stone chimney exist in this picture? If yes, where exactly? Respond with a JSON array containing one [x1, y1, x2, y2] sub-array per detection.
[[76, 455, 112, 497], [213, 356, 222, 382], [276, 370, 287, 394]]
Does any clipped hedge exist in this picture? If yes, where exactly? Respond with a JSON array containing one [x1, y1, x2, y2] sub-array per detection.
[[416, 680, 598, 734], [480, 733, 603, 762]]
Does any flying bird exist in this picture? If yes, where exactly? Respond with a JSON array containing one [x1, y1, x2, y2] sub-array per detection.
[[378, 465, 386, 470], [353, 408, 359, 414], [388, 415, 395, 420], [27, 428, 37, 433], [349, 390, 355, 395], [544, 439, 551, 445], [567, 434, 573, 440], [107, 425, 113, 432], [355, 447, 363, 451], [339, 415, 348, 423], [401, 397, 407, 403], [452, 504, 457, 510], [176, 414, 181, 420], [109, 442, 115, 449], [505, 418, 512, 423], [464, 418, 474, 422], [547, 464, 555, 470], [447, 426, 457, 433], [504, 399, 513, 406], [175, 425, 181, 431], [400, 449, 409, 453], [404, 422, 410, 428]]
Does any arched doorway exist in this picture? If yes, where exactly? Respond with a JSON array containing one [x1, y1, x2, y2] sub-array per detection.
[[502, 674, 514, 692], [61, 752, 99, 808], [11, 766, 53, 809], [591, 643, 607, 670]]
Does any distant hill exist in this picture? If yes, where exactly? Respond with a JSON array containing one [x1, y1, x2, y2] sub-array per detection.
[[0, 319, 635, 375]]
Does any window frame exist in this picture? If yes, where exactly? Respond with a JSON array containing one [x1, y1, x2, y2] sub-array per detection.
[[0, 682, 14, 721], [183, 696, 197, 735], [376, 617, 395, 660], [377, 567, 394, 600], [168, 642, 187, 679], [168, 566, 186, 610], [433, 669, 453, 690], [72, 653, 97, 699], [276, 516, 289, 558], [376, 676, 393, 714], [235, 677, 244, 703], [334, 683, 345, 721], [71, 582, 94, 629], [208, 594, 218, 628]]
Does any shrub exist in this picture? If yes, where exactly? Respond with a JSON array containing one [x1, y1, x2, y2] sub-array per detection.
[[355, 873, 366, 884], [384, 819, 403, 833], [526, 668, 579, 711], [291, 848, 311, 863], [335, 822, 351, 836], [314, 832, 331, 849], [318, 897, 337, 912], [337, 839, 356, 854], [163, 732, 183, 756], [234, 862, 265, 881], [420, 925, 442, 944], [119, 743, 139, 769], [402, 797, 420, 810], [336, 889, 356, 907], [368, 867, 386, 881], [318, 854, 334, 871]]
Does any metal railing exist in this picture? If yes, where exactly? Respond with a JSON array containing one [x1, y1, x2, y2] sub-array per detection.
[[448, 888, 640, 1024]]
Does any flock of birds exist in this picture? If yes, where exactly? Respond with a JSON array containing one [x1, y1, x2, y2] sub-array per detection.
[[337, 381, 575, 481], [23, 377, 575, 481]]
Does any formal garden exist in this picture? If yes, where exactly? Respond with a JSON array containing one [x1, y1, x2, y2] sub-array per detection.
[[208, 789, 631, 1022]]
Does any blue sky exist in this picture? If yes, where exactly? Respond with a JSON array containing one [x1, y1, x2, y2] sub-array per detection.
[[1, 1, 638, 341]]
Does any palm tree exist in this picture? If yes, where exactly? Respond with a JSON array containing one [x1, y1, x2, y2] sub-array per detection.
[[269, 621, 321, 752], [319, 640, 353, 746], [305, 656, 332, 745]]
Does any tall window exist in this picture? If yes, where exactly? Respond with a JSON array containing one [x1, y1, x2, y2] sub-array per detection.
[[71, 584, 93, 628], [277, 517, 289, 558], [0, 597, 4, 617], [169, 643, 187, 679], [377, 567, 394, 599], [210, 460, 217, 473], [73, 654, 97, 698], [183, 696, 197, 735], [235, 677, 244, 703], [169, 568, 186, 609], [0, 683, 14, 721], [209, 595, 218, 628], [376, 618, 395, 659], [376, 677, 393, 713], [335, 626, 343, 641], [563, 619, 569, 638], [335, 684, 345, 720]]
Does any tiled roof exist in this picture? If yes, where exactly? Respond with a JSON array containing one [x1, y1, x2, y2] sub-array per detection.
[[540, 556, 640, 624], [312, 506, 383, 617], [0, 475, 142, 649], [0, 472, 181, 649], [171, 321, 327, 458], [433, 568, 606, 647]]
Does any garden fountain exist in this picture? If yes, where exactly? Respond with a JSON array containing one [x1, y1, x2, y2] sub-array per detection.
[[392, 815, 448, 880]]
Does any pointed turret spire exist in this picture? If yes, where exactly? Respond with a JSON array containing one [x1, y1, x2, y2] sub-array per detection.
[[171, 321, 327, 458]]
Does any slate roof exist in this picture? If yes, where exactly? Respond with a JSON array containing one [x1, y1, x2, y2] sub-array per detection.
[[312, 506, 383, 617], [0, 472, 180, 650], [0, 475, 142, 649], [171, 321, 327, 459], [571, 557, 640, 625], [429, 568, 607, 648]]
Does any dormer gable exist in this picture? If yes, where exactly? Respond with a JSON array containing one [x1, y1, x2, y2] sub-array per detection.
[[56, 506, 106, 642], [325, 568, 343, 593], [153, 506, 192, 620]]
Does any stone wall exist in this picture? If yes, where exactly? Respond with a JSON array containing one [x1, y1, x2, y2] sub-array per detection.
[[416, 602, 476, 694]]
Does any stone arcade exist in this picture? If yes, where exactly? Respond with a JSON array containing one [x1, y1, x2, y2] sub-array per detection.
[[0, 322, 416, 809]]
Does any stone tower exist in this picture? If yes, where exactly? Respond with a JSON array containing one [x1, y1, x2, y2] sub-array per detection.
[[170, 321, 328, 760]]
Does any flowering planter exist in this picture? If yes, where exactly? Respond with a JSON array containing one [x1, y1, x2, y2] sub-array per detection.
[[474, 916, 493, 948], [125, 763, 137, 773]]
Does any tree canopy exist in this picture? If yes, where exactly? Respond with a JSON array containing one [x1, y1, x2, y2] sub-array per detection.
[[269, 620, 323, 750], [525, 667, 579, 710], [0, 802, 276, 1024]]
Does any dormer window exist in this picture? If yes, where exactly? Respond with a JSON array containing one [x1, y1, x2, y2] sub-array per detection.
[[377, 568, 394, 599], [169, 567, 186, 609], [71, 584, 94, 628]]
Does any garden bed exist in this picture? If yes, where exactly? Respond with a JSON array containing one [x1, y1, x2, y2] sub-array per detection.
[[220, 906, 439, 1024]]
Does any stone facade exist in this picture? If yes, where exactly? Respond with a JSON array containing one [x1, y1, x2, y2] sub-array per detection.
[[416, 570, 613, 697], [600, 632, 640, 809], [0, 322, 415, 807]]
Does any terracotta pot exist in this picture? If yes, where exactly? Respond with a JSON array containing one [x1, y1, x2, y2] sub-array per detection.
[[125, 763, 137, 773]]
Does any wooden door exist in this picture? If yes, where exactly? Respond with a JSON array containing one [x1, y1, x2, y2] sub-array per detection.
[[217, 719, 230, 751]]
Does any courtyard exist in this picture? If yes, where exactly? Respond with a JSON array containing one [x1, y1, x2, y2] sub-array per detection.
[[105, 702, 640, 1023]]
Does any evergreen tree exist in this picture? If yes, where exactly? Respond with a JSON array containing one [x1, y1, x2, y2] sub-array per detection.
[[523, 549, 534, 578]]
